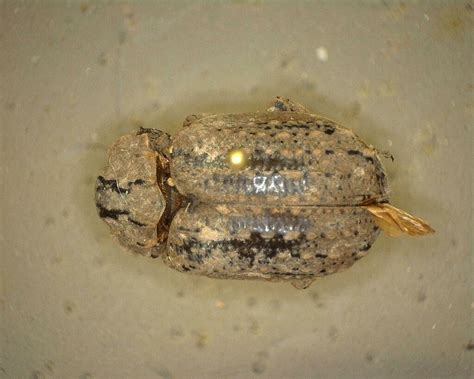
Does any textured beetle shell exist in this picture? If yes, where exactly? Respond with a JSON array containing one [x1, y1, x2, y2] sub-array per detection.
[[96, 103, 393, 285], [165, 204, 379, 280], [161, 111, 388, 281], [171, 112, 388, 206]]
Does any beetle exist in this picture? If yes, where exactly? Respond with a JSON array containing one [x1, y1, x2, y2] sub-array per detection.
[[95, 97, 434, 289]]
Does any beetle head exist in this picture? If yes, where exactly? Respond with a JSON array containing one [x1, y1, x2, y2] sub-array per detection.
[[95, 128, 184, 257]]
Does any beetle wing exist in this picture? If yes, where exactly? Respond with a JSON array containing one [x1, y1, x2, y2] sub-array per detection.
[[163, 204, 380, 282], [364, 203, 434, 237]]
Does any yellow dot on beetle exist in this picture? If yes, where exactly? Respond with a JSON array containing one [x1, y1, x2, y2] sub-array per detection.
[[230, 151, 243, 165], [227, 149, 247, 170]]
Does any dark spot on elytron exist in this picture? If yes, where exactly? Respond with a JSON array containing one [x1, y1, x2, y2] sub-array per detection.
[[376, 171, 386, 189], [177, 232, 309, 266], [325, 149, 334, 155], [315, 254, 327, 258], [274, 100, 286, 110], [347, 150, 362, 156], [96, 175, 127, 193], [181, 265, 191, 272], [136, 242, 145, 247], [128, 178, 145, 186], [324, 172, 332, 177], [96, 203, 129, 220], [323, 125, 335, 135], [360, 243, 372, 251], [354, 230, 359, 236], [320, 232, 326, 238], [128, 218, 146, 227], [364, 156, 374, 163]]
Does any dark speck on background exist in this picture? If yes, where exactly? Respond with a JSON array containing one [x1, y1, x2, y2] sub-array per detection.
[[252, 351, 268, 374], [63, 301, 75, 314], [465, 340, 474, 351], [157, 367, 173, 379], [80, 3, 89, 13], [193, 331, 207, 349], [176, 290, 185, 298], [5, 101, 16, 111], [270, 299, 281, 310], [252, 360, 266, 374], [169, 327, 184, 338], [44, 360, 54, 373], [44, 216, 55, 226], [365, 352, 374, 363], [30, 370, 45, 379], [249, 319, 260, 334], [97, 52, 107, 66], [417, 289, 427, 303], [247, 297, 257, 307], [328, 326, 338, 340]]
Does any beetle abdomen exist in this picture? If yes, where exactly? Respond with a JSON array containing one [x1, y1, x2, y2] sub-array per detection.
[[164, 204, 380, 280], [171, 112, 388, 206]]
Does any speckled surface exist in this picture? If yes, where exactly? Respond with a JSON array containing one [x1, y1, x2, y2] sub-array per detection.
[[1, 2, 472, 378]]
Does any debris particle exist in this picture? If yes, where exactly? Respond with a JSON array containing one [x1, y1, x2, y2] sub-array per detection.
[[215, 300, 225, 309], [316, 47, 329, 62]]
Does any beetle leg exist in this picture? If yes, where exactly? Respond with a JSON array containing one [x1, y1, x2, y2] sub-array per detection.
[[183, 113, 213, 127], [267, 96, 311, 113], [290, 278, 314, 290]]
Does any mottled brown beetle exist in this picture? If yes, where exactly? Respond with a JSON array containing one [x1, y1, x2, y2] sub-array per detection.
[[95, 97, 434, 289]]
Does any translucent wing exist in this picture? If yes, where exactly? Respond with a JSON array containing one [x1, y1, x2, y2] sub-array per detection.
[[364, 203, 435, 237]]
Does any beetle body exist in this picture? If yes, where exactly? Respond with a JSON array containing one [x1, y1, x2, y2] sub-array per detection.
[[95, 98, 433, 288]]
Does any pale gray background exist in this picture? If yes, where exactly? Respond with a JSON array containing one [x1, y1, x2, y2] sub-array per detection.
[[1, 1, 473, 378]]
